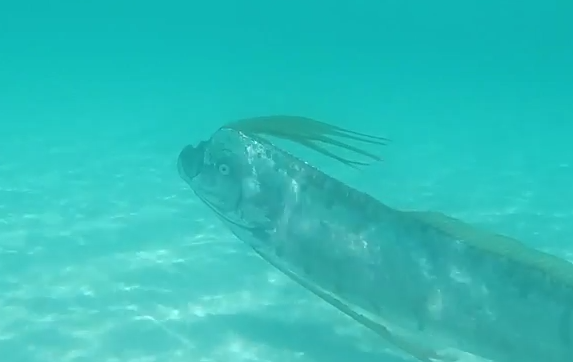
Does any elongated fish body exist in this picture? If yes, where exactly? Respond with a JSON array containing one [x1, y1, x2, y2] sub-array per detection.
[[178, 125, 573, 362]]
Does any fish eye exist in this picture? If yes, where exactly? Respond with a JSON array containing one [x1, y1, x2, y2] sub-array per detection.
[[218, 163, 231, 175]]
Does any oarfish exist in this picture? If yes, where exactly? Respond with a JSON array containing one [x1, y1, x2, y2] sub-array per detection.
[[177, 115, 573, 362]]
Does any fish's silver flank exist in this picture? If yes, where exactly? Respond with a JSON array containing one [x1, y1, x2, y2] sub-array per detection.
[[178, 126, 573, 362]]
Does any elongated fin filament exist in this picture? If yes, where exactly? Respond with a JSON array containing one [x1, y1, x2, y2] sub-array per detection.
[[225, 115, 388, 168]]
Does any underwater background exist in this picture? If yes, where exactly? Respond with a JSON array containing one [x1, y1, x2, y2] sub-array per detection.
[[1, 1, 572, 361]]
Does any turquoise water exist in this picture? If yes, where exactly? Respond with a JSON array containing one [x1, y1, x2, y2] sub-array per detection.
[[1, 1, 572, 361]]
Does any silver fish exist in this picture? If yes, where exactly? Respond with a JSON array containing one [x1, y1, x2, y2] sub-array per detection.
[[177, 115, 573, 362]]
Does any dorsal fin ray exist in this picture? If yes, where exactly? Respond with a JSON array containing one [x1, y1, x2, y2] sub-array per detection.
[[297, 138, 371, 169], [405, 210, 573, 287], [224, 115, 388, 168]]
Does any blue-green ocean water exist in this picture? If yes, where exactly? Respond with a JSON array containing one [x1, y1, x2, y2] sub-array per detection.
[[1, 1, 572, 361]]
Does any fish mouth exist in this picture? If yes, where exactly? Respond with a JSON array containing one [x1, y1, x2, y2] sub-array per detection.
[[177, 142, 207, 183]]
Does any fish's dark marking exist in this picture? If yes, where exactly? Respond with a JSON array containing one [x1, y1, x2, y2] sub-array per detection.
[[297, 180, 309, 194], [516, 282, 531, 299], [559, 306, 572, 356], [364, 197, 381, 220], [323, 195, 336, 210], [415, 303, 427, 331], [300, 249, 315, 275], [320, 180, 337, 210], [332, 270, 344, 296], [314, 172, 327, 189], [250, 227, 271, 241], [416, 318, 425, 331], [495, 332, 514, 356], [301, 258, 311, 274], [275, 241, 285, 258], [369, 298, 381, 314], [508, 268, 533, 300], [352, 190, 368, 207]]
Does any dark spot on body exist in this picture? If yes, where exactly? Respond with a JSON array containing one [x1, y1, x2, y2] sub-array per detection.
[[302, 260, 311, 274], [275, 242, 285, 257], [369, 298, 381, 314], [516, 283, 531, 299], [250, 227, 271, 241], [415, 304, 427, 331], [332, 273, 344, 295], [322, 194, 336, 210], [559, 307, 572, 354], [297, 181, 309, 193], [495, 333, 514, 355]]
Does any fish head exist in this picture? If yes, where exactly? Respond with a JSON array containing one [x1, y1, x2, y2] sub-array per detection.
[[177, 128, 281, 230], [178, 133, 246, 214]]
